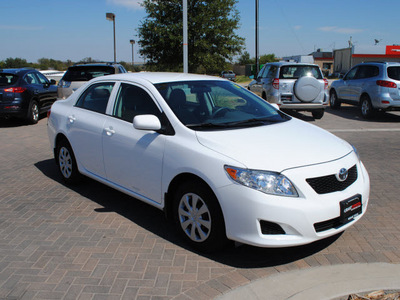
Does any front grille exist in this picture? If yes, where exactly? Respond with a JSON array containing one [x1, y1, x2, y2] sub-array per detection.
[[306, 165, 358, 194], [260, 220, 286, 235]]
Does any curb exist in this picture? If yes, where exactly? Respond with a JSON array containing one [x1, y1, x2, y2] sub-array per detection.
[[216, 263, 400, 300]]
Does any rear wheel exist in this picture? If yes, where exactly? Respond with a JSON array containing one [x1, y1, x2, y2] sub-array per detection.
[[311, 109, 324, 119], [56, 139, 81, 184], [329, 90, 341, 109], [173, 180, 228, 252], [27, 100, 39, 124], [360, 95, 375, 119]]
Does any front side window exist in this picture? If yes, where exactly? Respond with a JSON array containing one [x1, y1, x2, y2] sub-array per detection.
[[36, 72, 50, 84], [75, 82, 115, 114], [155, 80, 290, 129], [344, 67, 358, 80], [113, 83, 161, 122]]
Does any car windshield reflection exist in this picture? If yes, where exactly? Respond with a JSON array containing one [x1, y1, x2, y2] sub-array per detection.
[[155, 80, 290, 129]]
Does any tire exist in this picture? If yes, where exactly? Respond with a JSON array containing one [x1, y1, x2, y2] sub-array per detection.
[[329, 90, 341, 109], [311, 109, 324, 119], [27, 100, 39, 124], [360, 95, 375, 119], [56, 139, 81, 184], [173, 180, 228, 252]]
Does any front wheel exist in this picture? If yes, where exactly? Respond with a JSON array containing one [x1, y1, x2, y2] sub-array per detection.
[[173, 180, 228, 252], [360, 95, 375, 119], [56, 139, 81, 184], [329, 90, 341, 109], [27, 100, 39, 124]]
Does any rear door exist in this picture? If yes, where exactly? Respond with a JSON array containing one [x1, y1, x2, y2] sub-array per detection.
[[66, 82, 116, 179]]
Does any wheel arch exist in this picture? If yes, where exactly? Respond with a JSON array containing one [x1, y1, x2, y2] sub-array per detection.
[[164, 173, 224, 222], [359, 92, 372, 106], [53, 133, 70, 164]]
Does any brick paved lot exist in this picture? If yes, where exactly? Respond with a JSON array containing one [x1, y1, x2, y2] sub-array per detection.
[[1, 107, 399, 300]]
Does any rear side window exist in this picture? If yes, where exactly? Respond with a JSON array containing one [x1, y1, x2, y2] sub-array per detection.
[[387, 67, 400, 80], [63, 66, 116, 82], [279, 66, 322, 79], [0, 73, 18, 85], [356, 66, 379, 79], [76, 82, 115, 114]]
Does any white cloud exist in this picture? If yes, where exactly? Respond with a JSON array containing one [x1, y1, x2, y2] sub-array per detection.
[[293, 25, 302, 30], [318, 26, 363, 34], [107, 0, 143, 10]]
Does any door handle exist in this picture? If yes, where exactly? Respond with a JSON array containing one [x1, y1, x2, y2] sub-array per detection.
[[68, 115, 76, 124], [105, 127, 115, 136]]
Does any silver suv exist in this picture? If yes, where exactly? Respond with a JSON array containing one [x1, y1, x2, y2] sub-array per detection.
[[57, 62, 127, 99], [248, 62, 329, 119], [330, 61, 400, 118]]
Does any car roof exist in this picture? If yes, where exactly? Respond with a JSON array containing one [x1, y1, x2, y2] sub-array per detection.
[[268, 62, 319, 67], [70, 62, 122, 68], [358, 61, 400, 67], [0, 68, 34, 75], [96, 72, 225, 85]]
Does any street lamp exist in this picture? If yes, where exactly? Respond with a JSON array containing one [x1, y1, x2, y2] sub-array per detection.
[[130, 39, 135, 66], [106, 12, 116, 63]]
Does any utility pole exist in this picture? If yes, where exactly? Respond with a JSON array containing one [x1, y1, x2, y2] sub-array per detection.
[[183, 0, 188, 73]]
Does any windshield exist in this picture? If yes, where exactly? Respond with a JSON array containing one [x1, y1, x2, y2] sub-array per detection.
[[155, 80, 290, 130], [63, 66, 116, 82]]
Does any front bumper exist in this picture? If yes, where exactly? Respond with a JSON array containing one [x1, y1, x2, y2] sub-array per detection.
[[217, 154, 370, 247]]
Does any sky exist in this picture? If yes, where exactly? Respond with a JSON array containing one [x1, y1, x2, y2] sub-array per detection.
[[1, 0, 399, 65]]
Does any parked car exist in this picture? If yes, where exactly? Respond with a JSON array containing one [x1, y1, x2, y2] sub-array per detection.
[[330, 61, 400, 118], [0, 68, 57, 124], [248, 62, 329, 119], [48, 72, 369, 252], [221, 70, 236, 81], [57, 62, 127, 99]]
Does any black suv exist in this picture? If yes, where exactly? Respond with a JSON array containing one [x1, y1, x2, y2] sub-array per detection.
[[57, 62, 127, 99], [0, 68, 58, 124]]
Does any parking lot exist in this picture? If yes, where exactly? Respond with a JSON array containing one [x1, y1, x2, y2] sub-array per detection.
[[0, 107, 400, 300]]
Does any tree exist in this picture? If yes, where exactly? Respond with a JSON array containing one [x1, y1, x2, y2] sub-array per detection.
[[138, 0, 244, 74], [237, 51, 253, 65]]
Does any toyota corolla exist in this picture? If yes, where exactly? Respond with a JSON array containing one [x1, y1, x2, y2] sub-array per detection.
[[47, 72, 370, 252]]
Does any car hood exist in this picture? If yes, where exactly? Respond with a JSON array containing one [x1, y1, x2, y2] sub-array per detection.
[[195, 118, 352, 172]]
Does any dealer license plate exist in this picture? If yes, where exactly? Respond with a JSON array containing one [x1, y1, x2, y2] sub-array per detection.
[[340, 195, 362, 225]]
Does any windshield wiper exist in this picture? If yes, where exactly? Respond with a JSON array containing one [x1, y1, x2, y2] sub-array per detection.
[[186, 122, 230, 129], [225, 117, 283, 127]]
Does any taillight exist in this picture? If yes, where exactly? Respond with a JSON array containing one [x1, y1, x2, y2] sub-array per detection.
[[323, 78, 329, 89], [47, 108, 51, 118], [272, 78, 279, 89], [4, 87, 27, 93], [376, 80, 397, 88]]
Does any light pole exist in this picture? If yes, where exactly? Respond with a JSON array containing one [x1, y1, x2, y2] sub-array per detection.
[[183, 0, 188, 73], [255, 0, 259, 77], [130, 39, 135, 66], [106, 12, 116, 63]]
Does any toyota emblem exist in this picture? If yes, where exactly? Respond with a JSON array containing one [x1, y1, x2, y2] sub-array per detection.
[[336, 168, 349, 182]]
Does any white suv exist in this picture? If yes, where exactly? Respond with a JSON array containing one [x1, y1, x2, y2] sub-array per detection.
[[248, 62, 329, 119], [48, 72, 369, 252]]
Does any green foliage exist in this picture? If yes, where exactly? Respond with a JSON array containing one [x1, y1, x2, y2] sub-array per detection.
[[138, 0, 244, 74], [236, 52, 278, 65]]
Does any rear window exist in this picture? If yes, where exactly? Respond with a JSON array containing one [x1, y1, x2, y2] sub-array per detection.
[[279, 66, 322, 79], [0, 73, 18, 86], [387, 67, 400, 80], [62, 66, 116, 82]]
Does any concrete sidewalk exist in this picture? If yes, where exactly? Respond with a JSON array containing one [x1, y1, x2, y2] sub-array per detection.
[[217, 263, 400, 300]]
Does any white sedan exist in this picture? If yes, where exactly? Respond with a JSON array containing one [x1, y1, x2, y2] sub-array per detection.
[[47, 72, 370, 252]]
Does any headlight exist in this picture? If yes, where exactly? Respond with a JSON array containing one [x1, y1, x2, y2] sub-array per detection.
[[225, 165, 298, 197]]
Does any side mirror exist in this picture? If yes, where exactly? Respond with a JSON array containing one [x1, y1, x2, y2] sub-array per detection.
[[50, 79, 57, 85], [133, 114, 161, 131]]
